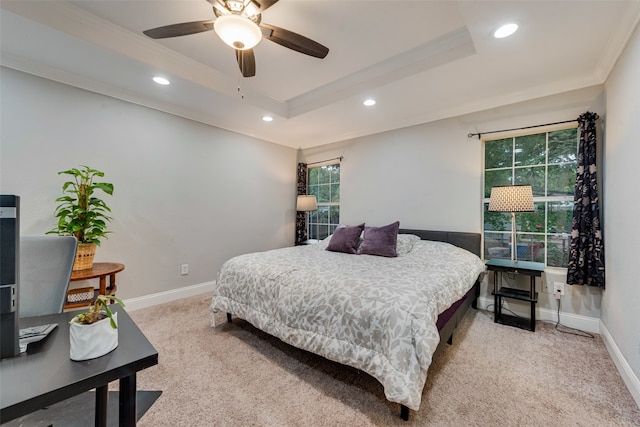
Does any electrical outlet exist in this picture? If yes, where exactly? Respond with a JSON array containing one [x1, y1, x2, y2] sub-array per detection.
[[181, 264, 189, 275], [553, 281, 565, 296]]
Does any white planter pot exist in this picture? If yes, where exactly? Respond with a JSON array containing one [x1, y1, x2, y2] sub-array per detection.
[[69, 312, 118, 361]]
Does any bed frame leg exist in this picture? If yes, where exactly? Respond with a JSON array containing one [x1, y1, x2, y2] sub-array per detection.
[[447, 334, 453, 345], [226, 313, 232, 323], [400, 405, 409, 421]]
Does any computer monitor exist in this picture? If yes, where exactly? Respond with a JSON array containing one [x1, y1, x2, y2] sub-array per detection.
[[1, 194, 20, 359]]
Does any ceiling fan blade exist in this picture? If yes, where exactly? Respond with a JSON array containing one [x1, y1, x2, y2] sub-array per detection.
[[236, 49, 256, 77], [143, 21, 214, 39], [260, 24, 329, 59]]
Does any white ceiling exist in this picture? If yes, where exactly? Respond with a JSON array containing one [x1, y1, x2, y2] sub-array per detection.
[[2, 1, 639, 149]]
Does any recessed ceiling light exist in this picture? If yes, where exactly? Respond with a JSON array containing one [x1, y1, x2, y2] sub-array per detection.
[[363, 99, 376, 106], [153, 76, 170, 85], [262, 115, 273, 122], [493, 23, 519, 39]]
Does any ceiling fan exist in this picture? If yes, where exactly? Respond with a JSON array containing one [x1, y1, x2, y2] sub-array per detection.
[[143, 0, 329, 78]]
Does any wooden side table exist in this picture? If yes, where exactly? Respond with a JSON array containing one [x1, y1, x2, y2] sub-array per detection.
[[65, 262, 125, 309]]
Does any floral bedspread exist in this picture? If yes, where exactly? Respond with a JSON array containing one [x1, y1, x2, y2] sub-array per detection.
[[210, 239, 486, 410]]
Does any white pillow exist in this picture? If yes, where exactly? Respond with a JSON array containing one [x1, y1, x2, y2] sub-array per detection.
[[396, 234, 421, 255]]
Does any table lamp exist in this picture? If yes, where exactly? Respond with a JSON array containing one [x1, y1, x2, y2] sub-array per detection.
[[296, 195, 318, 240], [488, 185, 534, 262]]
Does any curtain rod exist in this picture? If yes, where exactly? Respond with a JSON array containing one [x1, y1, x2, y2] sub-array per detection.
[[467, 119, 577, 140], [307, 156, 343, 166]]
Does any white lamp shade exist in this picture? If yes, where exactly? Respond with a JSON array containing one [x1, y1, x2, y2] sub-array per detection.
[[214, 14, 262, 50], [488, 185, 534, 212], [296, 195, 317, 212]]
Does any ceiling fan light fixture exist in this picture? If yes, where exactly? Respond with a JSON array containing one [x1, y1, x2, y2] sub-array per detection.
[[243, 0, 261, 18], [214, 14, 262, 50]]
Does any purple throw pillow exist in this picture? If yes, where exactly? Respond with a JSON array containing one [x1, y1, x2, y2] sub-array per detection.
[[326, 223, 365, 254], [359, 221, 400, 257]]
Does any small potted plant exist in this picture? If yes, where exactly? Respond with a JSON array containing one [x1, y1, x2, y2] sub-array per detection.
[[48, 166, 114, 271], [69, 295, 124, 361]]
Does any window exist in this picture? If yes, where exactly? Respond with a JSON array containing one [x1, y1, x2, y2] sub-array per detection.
[[483, 127, 577, 267], [307, 163, 340, 240]]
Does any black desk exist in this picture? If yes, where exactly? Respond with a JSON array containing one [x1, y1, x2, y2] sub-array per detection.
[[0, 306, 158, 426]]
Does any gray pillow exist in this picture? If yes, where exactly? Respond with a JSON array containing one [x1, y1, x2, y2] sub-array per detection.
[[325, 223, 365, 254], [359, 221, 400, 257]]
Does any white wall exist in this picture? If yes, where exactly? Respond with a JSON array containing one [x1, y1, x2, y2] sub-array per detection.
[[603, 21, 640, 391], [0, 67, 297, 300], [302, 85, 606, 321]]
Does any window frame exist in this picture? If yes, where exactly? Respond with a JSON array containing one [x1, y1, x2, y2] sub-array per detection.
[[482, 123, 578, 267], [307, 161, 340, 240]]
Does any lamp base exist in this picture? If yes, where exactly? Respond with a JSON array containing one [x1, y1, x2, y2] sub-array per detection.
[[511, 212, 518, 262]]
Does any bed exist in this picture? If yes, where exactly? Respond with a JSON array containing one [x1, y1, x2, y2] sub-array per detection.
[[210, 227, 486, 420]]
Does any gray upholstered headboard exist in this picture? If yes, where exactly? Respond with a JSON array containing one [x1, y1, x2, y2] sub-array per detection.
[[398, 229, 481, 257]]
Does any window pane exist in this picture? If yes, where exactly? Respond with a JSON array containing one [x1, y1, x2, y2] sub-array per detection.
[[329, 206, 340, 224], [484, 169, 512, 197], [317, 224, 330, 240], [547, 201, 573, 234], [318, 206, 329, 223], [330, 183, 340, 202], [548, 164, 575, 196], [484, 203, 511, 231], [485, 138, 513, 169], [515, 234, 545, 263], [318, 167, 330, 184], [514, 166, 545, 196], [308, 167, 319, 184], [308, 184, 319, 198], [484, 232, 512, 260], [317, 184, 330, 203], [548, 234, 571, 267], [549, 129, 577, 164], [517, 202, 545, 233], [515, 133, 546, 166], [327, 164, 340, 183]]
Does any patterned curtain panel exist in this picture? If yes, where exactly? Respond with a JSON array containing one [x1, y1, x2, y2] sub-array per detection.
[[567, 112, 605, 288], [295, 163, 308, 244]]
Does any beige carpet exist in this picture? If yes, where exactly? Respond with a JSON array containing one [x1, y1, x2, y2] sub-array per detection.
[[128, 293, 640, 426]]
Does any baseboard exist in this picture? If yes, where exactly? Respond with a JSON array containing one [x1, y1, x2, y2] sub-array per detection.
[[123, 281, 215, 312], [477, 296, 600, 333], [599, 321, 640, 408]]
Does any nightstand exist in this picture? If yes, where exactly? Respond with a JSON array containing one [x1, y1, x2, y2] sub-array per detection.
[[486, 258, 544, 332]]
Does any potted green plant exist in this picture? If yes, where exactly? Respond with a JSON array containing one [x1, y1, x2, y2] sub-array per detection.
[[69, 295, 124, 361], [48, 165, 114, 271]]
